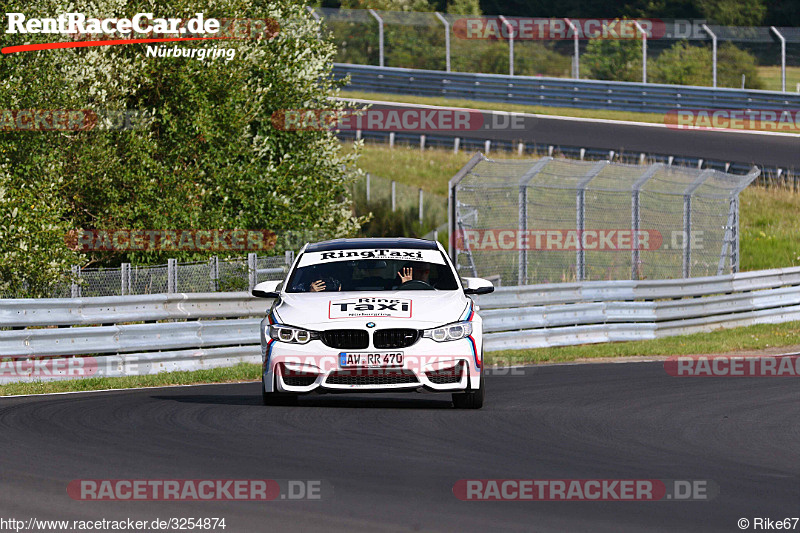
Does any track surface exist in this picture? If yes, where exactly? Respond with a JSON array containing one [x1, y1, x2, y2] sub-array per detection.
[[362, 101, 800, 169], [1, 362, 798, 532]]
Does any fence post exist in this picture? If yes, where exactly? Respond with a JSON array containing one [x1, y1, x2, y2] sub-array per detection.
[[391, 180, 396, 212], [631, 164, 661, 280], [210, 256, 219, 292], [499, 15, 514, 76], [517, 158, 553, 285], [366, 173, 371, 202], [121, 263, 131, 296], [71, 265, 81, 298], [434, 12, 450, 72], [449, 153, 485, 263], [453, 137, 460, 153], [285, 250, 295, 269], [248, 253, 257, 293], [770, 27, 786, 92], [418, 188, 424, 224], [682, 170, 714, 278], [633, 20, 647, 83], [368, 9, 384, 68], [565, 18, 579, 79], [306, 6, 321, 38], [701, 24, 717, 88], [167, 258, 177, 293], [576, 161, 608, 281]]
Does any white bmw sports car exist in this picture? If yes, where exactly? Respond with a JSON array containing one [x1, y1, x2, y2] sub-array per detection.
[[252, 238, 494, 409]]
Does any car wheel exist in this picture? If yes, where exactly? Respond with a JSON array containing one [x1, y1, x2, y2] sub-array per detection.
[[452, 367, 484, 409], [261, 373, 298, 406]]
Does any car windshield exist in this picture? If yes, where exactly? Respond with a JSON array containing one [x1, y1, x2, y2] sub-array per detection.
[[286, 252, 459, 293]]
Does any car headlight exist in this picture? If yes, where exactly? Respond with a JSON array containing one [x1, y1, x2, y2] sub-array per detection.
[[422, 321, 473, 342], [268, 325, 319, 344]]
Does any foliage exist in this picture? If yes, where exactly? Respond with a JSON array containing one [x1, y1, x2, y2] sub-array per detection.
[[651, 41, 764, 89], [581, 37, 643, 82], [0, 0, 365, 296]]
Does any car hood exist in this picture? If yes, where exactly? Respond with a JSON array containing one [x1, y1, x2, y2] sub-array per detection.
[[273, 290, 470, 330]]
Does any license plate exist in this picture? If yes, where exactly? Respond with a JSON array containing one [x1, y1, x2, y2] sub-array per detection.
[[339, 352, 404, 368]]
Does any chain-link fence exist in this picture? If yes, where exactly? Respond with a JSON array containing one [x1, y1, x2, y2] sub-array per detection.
[[450, 154, 760, 285], [312, 7, 800, 92], [2, 254, 293, 299], [351, 172, 447, 245]]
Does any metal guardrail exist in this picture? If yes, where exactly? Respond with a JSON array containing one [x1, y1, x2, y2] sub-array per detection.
[[2, 265, 800, 383], [334, 63, 800, 114]]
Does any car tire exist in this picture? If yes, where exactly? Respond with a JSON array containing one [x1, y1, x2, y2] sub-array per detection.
[[261, 373, 298, 406], [452, 366, 484, 409]]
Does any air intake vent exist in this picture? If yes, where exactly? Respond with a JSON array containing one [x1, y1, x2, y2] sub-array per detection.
[[373, 329, 420, 349], [320, 329, 369, 349]]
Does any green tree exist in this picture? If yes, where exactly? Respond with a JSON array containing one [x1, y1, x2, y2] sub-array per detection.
[[581, 38, 643, 82], [0, 0, 365, 295], [697, 0, 766, 25]]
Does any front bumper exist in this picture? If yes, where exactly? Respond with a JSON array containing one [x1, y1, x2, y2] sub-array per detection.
[[262, 337, 481, 394]]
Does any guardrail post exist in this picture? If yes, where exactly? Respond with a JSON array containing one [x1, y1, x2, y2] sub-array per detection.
[[368, 9, 384, 68], [518, 158, 553, 285], [121, 263, 131, 296], [576, 161, 608, 281], [701, 24, 717, 88], [565, 18, 579, 79], [167, 258, 177, 293], [499, 16, 514, 76], [391, 180, 396, 212], [770, 27, 786, 92], [631, 164, 661, 280], [210, 256, 219, 292], [248, 253, 257, 292], [366, 173, 371, 202], [71, 265, 81, 298], [419, 188, 424, 224], [434, 12, 450, 72]]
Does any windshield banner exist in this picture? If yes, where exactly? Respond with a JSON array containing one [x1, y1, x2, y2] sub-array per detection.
[[298, 248, 445, 267]]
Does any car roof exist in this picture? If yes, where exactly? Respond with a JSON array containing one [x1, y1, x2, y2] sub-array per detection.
[[304, 238, 439, 252]]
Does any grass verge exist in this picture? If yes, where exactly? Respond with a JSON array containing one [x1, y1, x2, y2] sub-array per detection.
[[341, 89, 661, 124], [2, 322, 800, 396], [342, 88, 800, 133], [0, 362, 261, 397], [485, 321, 800, 366]]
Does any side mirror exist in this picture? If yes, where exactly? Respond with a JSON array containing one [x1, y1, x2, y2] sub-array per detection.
[[461, 277, 494, 295], [252, 280, 282, 298]]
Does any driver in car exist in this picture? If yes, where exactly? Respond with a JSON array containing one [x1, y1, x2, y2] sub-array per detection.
[[398, 263, 431, 285]]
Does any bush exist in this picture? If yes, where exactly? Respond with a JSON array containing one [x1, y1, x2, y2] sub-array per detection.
[[581, 38, 643, 82], [651, 41, 764, 89]]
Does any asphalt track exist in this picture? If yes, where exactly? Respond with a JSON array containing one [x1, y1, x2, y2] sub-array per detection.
[[356, 100, 800, 169], [1, 361, 798, 532]]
